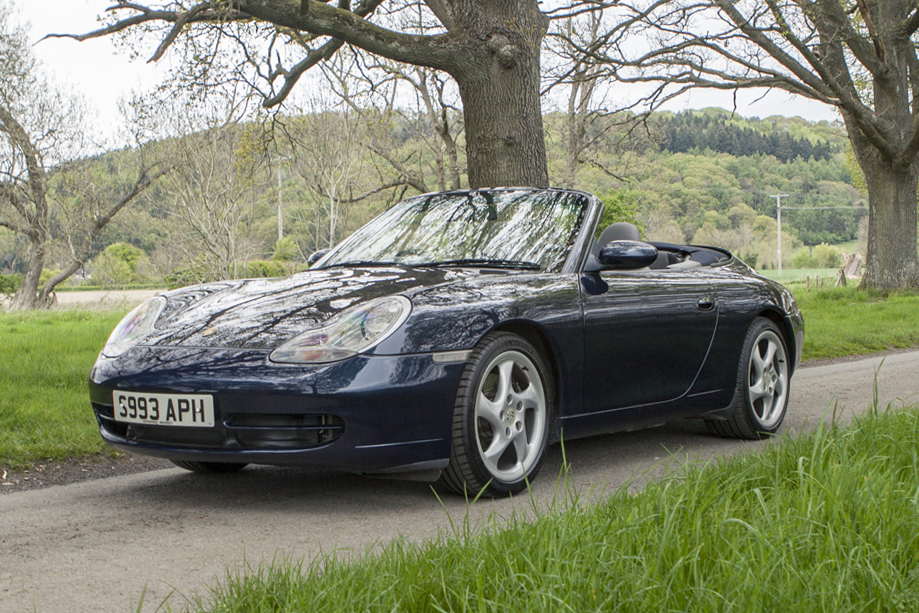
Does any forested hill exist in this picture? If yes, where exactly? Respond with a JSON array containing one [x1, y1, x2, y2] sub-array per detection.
[[0, 106, 864, 286], [657, 111, 836, 162]]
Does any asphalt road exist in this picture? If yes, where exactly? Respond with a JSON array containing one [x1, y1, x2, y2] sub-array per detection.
[[2, 350, 918, 612]]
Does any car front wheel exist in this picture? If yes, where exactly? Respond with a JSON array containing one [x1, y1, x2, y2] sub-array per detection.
[[440, 332, 553, 497], [708, 317, 790, 439]]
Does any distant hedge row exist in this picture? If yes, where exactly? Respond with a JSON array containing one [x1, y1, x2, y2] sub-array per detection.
[[165, 260, 306, 289]]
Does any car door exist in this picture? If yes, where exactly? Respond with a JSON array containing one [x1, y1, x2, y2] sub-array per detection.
[[579, 268, 719, 414]]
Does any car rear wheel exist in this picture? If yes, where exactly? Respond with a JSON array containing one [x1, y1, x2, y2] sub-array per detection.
[[440, 332, 553, 497], [707, 317, 790, 439], [170, 460, 248, 473]]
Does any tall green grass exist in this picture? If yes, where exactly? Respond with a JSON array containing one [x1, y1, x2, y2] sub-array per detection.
[[794, 285, 919, 361], [193, 404, 919, 613], [0, 309, 126, 468]]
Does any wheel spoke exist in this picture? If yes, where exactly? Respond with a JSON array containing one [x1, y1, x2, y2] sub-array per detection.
[[511, 429, 529, 464], [513, 375, 541, 409], [762, 340, 778, 370], [749, 380, 770, 403], [773, 375, 786, 398], [483, 430, 512, 467], [495, 360, 514, 403], [475, 392, 503, 429], [751, 348, 766, 380]]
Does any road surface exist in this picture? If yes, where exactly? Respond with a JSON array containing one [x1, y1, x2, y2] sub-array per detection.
[[1, 350, 918, 612]]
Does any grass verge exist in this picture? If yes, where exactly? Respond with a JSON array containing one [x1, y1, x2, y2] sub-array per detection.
[[190, 403, 919, 612], [757, 267, 839, 282], [794, 285, 919, 361], [0, 309, 126, 469]]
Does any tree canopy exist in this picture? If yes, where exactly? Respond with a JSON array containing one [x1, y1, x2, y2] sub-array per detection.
[[64, 0, 613, 190]]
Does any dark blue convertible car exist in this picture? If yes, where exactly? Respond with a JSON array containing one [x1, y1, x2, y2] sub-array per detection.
[[90, 188, 803, 496]]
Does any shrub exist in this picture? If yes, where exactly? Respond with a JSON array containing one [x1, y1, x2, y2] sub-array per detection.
[[273, 237, 298, 262], [92, 243, 149, 287], [243, 260, 290, 278], [39, 268, 61, 287], [792, 250, 818, 268], [0, 273, 22, 294], [814, 243, 843, 268], [166, 259, 294, 290]]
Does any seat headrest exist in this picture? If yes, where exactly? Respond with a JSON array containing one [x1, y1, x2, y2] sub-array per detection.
[[598, 222, 641, 246]]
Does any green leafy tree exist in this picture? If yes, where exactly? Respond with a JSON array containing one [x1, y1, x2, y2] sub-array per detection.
[[597, 190, 644, 237]]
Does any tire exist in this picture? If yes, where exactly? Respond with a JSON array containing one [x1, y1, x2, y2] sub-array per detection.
[[440, 332, 553, 497], [170, 460, 248, 473], [707, 317, 790, 440]]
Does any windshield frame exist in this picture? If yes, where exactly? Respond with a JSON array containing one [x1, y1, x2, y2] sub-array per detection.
[[313, 188, 599, 274]]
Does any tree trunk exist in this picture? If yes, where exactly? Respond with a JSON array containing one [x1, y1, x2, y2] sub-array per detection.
[[858, 158, 919, 290], [9, 240, 48, 310], [449, 3, 549, 189]]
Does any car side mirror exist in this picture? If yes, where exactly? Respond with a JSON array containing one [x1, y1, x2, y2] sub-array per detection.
[[597, 240, 658, 270], [307, 249, 329, 266]]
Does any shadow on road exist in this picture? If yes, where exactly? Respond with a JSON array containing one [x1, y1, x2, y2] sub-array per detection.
[[105, 418, 750, 517]]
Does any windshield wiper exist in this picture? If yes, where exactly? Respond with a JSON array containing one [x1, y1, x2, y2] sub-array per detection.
[[420, 258, 541, 270]]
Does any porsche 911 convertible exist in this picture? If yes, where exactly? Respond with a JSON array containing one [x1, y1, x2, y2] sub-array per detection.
[[89, 188, 803, 496]]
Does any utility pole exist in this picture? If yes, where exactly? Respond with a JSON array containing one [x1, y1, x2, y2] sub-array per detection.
[[277, 163, 284, 243], [772, 194, 788, 276], [276, 156, 290, 244]]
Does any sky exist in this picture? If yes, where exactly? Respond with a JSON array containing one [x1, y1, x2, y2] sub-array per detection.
[[18, 0, 841, 136]]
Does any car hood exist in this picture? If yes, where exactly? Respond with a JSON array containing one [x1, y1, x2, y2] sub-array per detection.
[[144, 266, 472, 350]]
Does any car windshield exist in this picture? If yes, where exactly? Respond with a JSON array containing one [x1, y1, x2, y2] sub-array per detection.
[[316, 189, 588, 272]]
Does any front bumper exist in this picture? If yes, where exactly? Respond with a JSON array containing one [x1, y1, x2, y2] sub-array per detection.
[[89, 346, 465, 474]]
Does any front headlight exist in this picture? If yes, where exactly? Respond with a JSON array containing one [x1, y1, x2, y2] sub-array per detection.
[[270, 295, 412, 364], [101, 297, 167, 358]]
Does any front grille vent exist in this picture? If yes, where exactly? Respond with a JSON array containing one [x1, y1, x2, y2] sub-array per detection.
[[93, 403, 345, 450], [225, 413, 345, 449]]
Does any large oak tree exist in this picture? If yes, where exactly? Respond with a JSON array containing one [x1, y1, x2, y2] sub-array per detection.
[[67, 0, 604, 190], [585, 0, 919, 291]]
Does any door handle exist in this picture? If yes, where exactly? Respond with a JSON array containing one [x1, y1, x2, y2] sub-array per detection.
[[697, 296, 715, 311]]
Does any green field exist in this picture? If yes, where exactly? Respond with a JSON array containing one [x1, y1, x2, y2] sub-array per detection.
[[793, 285, 919, 361], [0, 309, 126, 468], [191, 404, 919, 613], [757, 267, 840, 282]]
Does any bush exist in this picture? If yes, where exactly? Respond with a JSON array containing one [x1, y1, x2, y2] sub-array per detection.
[[243, 260, 291, 278], [39, 268, 61, 287], [813, 243, 843, 268], [273, 237, 298, 262], [166, 259, 295, 290], [0, 273, 22, 295], [791, 244, 843, 269], [792, 250, 818, 268], [738, 251, 759, 268], [92, 243, 149, 287]]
